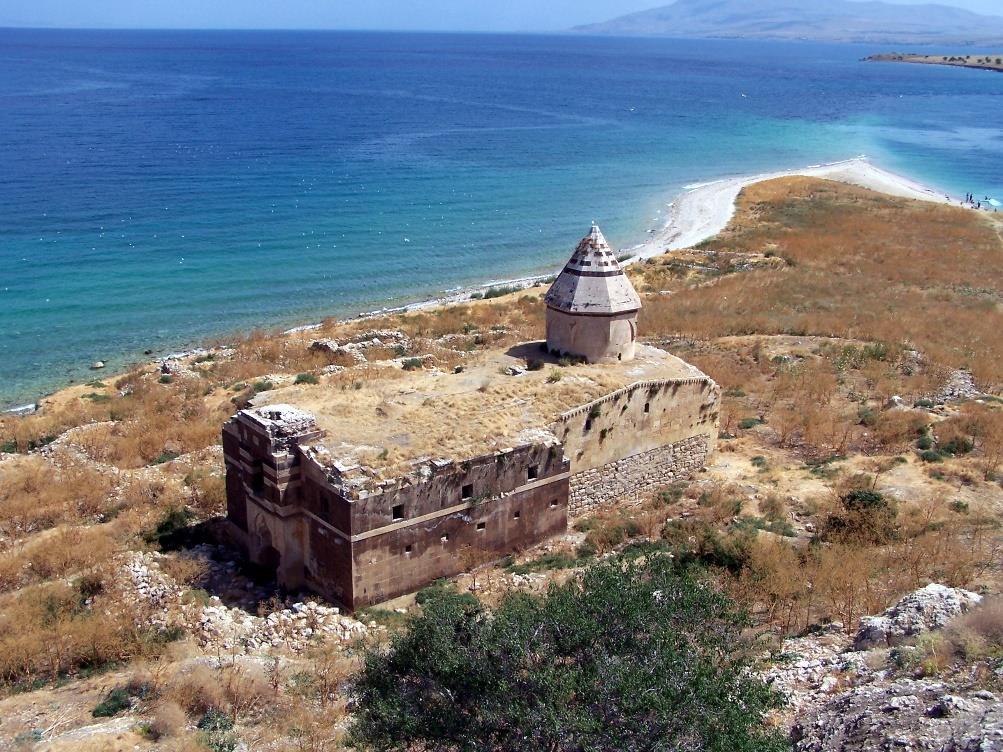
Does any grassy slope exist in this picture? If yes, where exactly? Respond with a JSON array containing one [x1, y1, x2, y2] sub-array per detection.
[[0, 177, 1000, 749]]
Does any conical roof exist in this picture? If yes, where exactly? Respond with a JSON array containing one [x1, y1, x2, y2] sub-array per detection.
[[544, 223, 642, 315]]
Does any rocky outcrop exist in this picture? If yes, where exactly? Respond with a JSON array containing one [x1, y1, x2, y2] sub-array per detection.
[[763, 584, 998, 752], [854, 584, 982, 650], [793, 680, 1002, 752]]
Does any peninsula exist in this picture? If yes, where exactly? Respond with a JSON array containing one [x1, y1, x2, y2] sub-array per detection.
[[866, 52, 1003, 73]]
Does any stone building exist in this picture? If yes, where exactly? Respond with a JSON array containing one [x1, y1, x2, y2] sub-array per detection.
[[223, 226, 719, 610], [544, 223, 642, 364]]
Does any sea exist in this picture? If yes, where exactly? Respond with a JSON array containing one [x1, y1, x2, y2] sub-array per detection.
[[2, 29, 1002, 409]]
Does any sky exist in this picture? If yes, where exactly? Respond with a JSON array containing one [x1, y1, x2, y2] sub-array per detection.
[[1, 0, 1001, 31]]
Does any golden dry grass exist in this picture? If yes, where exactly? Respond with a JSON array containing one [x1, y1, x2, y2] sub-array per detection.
[[637, 178, 1003, 389]]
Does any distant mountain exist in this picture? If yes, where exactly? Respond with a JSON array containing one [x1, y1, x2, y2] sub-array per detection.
[[574, 0, 1003, 45]]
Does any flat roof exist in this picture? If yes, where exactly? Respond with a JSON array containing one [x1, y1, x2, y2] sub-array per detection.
[[250, 343, 706, 480]]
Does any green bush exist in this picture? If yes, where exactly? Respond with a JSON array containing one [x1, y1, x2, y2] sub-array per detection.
[[348, 557, 786, 752], [158, 374, 173, 385], [919, 449, 944, 463], [739, 417, 763, 430], [92, 687, 131, 717], [197, 709, 237, 752], [751, 455, 769, 470], [294, 372, 319, 385], [940, 437, 973, 456], [251, 379, 274, 393], [402, 358, 424, 371], [949, 500, 970, 514], [916, 434, 933, 450], [481, 285, 520, 299], [914, 399, 935, 408], [820, 489, 897, 544], [857, 406, 878, 427]]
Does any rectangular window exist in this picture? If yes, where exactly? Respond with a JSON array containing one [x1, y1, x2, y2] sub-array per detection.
[[528, 465, 539, 480], [392, 504, 405, 522], [644, 402, 651, 413], [404, 544, 413, 555], [513, 510, 521, 520], [476, 521, 486, 531], [462, 484, 474, 500], [441, 533, 450, 543], [549, 499, 559, 508], [584, 418, 593, 432], [250, 460, 265, 494]]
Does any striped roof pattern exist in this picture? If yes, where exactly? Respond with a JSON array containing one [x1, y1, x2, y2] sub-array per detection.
[[544, 223, 642, 315]]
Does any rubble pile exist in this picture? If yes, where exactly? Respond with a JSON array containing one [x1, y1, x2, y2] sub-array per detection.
[[121, 551, 369, 655]]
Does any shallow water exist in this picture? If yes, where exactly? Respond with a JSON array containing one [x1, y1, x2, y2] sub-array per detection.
[[1, 30, 1001, 407]]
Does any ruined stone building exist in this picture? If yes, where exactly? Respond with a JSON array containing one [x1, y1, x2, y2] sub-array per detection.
[[223, 225, 720, 610]]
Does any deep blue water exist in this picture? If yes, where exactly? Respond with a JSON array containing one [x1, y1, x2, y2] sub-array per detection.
[[2, 29, 1002, 408]]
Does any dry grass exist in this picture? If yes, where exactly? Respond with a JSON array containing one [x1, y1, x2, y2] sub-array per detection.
[[637, 178, 1003, 389]]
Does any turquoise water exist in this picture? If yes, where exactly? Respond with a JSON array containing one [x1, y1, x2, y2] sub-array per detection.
[[2, 30, 1002, 408]]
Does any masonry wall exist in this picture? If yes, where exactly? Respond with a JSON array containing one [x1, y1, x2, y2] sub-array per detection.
[[553, 377, 719, 516], [568, 434, 709, 516]]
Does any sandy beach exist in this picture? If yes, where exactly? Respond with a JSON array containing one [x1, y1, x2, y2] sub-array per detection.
[[627, 156, 952, 261]]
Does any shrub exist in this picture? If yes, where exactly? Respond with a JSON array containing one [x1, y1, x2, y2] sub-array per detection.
[[739, 418, 763, 430], [158, 375, 173, 385], [251, 379, 274, 393], [751, 455, 769, 470], [294, 372, 319, 385], [916, 435, 933, 450], [820, 489, 897, 544], [92, 686, 132, 717], [546, 369, 563, 384], [940, 437, 974, 456], [526, 358, 544, 371], [481, 285, 521, 299], [348, 557, 785, 752], [919, 449, 944, 463], [401, 358, 424, 371]]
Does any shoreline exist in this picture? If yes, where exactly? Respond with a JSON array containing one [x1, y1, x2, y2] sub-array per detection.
[[2, 156, 957, 415]]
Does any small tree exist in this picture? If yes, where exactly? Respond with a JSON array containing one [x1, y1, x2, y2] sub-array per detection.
[[348, 557, 787, 752]]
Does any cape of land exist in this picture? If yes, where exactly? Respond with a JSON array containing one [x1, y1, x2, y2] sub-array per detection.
[[1, 168, 1001, 750], [866, 52, 1003, 72], [574, 0, 1003, 45]]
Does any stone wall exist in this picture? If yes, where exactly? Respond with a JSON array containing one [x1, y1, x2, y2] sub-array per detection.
[[568, 434, 709, 517]]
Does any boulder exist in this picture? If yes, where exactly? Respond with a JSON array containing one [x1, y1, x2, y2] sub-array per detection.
[[90, 361, 106, 370], [854, 584, 982, 650]]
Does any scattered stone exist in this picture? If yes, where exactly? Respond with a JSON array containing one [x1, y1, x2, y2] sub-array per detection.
[[90, 361, 105, 370], [934, 370, 981, 403]]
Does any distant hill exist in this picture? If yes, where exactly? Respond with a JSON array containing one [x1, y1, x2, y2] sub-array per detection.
[[574, 0, 1003, 45]]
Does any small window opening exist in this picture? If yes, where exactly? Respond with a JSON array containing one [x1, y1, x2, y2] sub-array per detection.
[[251, 460, 265, 494], [549, 499, 558, 508], [404, 544, 413, 555], [528, 465, 539, 480], [392, 504, 405, 522], [441, 533, 450, 543], [617, 353, 622, 361], [513, 510, 521, 520], [476, 521, 486, 531], [462, 484, 474, 500], [585, 418, 593, 431], [644, 402, 650, 413]]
